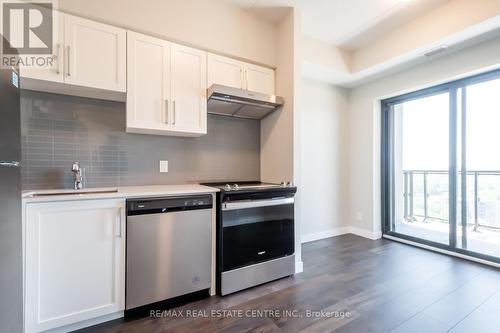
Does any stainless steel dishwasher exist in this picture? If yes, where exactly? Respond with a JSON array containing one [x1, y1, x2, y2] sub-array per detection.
[[125, 195, 213, 311]]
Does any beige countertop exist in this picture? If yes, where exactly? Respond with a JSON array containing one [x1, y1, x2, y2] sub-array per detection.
[[22, 184, 219, 203]]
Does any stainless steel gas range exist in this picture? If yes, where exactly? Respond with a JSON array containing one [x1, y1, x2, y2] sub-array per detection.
[[200, 181, 297, 296]]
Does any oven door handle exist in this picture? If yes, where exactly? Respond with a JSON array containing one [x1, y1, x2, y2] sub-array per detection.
[[222, 197, 294, 211]]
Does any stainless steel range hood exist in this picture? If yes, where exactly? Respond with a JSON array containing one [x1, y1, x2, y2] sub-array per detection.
[[207, 84, 284, 120]]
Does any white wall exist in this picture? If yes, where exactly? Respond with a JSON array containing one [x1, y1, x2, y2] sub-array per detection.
[[260, 8, 302, 271], [261, 8, 297, 183], [58, 0, 278, 67], [298, 78, 350, 242], [349, 35, 500, 237]]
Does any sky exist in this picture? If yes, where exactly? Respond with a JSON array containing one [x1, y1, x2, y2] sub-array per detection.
[[399, 78, 500, 172]]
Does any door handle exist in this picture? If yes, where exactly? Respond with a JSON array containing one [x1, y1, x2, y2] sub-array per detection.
[[240, 68, 244, 89], [0, 161, 20, 168], [66, 45, 71, 76], [116, 206, 123, 238], [55, 43, 61, 74], [245, 69, 248, 90], [165, 99, 169, 124], [173, 100, 176, 125]]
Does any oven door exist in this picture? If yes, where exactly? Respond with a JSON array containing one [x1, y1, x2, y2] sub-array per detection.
[[221, 197, 295, 271]]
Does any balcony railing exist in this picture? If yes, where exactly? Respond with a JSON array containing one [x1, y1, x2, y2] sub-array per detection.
[[403, 170, 500, 231]]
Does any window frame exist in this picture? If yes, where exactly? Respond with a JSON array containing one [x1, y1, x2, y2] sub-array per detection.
[[381, 67, 500, 263]]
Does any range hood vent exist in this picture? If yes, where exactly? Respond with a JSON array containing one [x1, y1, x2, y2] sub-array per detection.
[[207, 84, 284, 120]]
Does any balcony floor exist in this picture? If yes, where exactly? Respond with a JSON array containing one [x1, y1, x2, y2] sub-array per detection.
[[395, 220, 500, 258]]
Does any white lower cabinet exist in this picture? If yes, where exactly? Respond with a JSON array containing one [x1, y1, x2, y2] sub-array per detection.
[[24, 199, 126, 333]]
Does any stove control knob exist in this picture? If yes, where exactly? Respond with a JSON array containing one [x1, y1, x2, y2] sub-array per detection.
[[224, 184, 232, 191], [286, 181, 293, 187], [280, 182, 287, 187], [233, 184, 239, 190]]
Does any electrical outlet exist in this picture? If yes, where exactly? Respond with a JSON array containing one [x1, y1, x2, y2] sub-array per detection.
[[355, 212, 363, 221], [159, 160, 169, 173]]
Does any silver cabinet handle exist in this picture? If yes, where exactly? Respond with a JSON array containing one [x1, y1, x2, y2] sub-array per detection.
[[116, 206, 123, 238], [173, 100, 176, 125], [66, 46, 71, 76], [240, 68, 244, 89], [55, 43, 61, 74], [245, 69, 248, 90], [0, 161, 20, 168], [165, 99, 169, 124]]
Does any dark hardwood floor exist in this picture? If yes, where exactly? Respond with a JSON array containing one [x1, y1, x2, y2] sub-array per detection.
[[76, 235, 500, 333]]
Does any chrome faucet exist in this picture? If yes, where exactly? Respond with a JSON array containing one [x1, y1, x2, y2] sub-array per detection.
[[71, 162, 83, 190]]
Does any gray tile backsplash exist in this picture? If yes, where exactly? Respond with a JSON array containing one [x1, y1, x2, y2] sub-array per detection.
[[21, 90, 261, 190]]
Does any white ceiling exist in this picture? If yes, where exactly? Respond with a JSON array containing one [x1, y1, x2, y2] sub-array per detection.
[[226, 0, 449, 50]]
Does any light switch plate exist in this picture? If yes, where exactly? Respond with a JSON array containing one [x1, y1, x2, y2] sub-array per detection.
[[160, 160, 168, 173]]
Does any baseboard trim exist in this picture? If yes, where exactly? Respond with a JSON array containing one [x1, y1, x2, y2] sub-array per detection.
[[349, 227, 383, 240], [44, 311, 124, 333], [301, 227, 382, 243], [301, 227, 351, 243]]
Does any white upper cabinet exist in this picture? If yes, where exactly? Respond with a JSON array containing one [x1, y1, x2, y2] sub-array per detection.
[[126, 31, 170, 133], [207, 53, 244, 89], [207, 53, 275, 95], [244, 63, 275, 95], [170, 43, 207, 135], [64, 14, 126, 92], [126, 32, 207, 137], [24, 199, 125, 333], [19, 13, 64, 83], [20, 13, 126, 94]]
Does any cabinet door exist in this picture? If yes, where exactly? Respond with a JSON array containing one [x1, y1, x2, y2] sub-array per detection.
[[64, 14, 126, 92], [126, 31, 171, 134], [19, 12, 64, 83], [171, 43, 207, 135], [25, 199, 125, 333], [244, 63, 275, 95], [207, 53, 243, 89]]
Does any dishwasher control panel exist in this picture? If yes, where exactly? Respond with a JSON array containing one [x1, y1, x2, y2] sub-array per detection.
[[127, 195, 213, 215]]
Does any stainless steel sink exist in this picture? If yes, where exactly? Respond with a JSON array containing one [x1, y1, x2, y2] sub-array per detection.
[[24, 188, 119, 197]]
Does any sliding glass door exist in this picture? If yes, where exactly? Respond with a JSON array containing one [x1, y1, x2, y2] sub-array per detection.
[[457, 77, 500, 259], [382, 69, 500, 263], [388, 92, 451, 245]]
